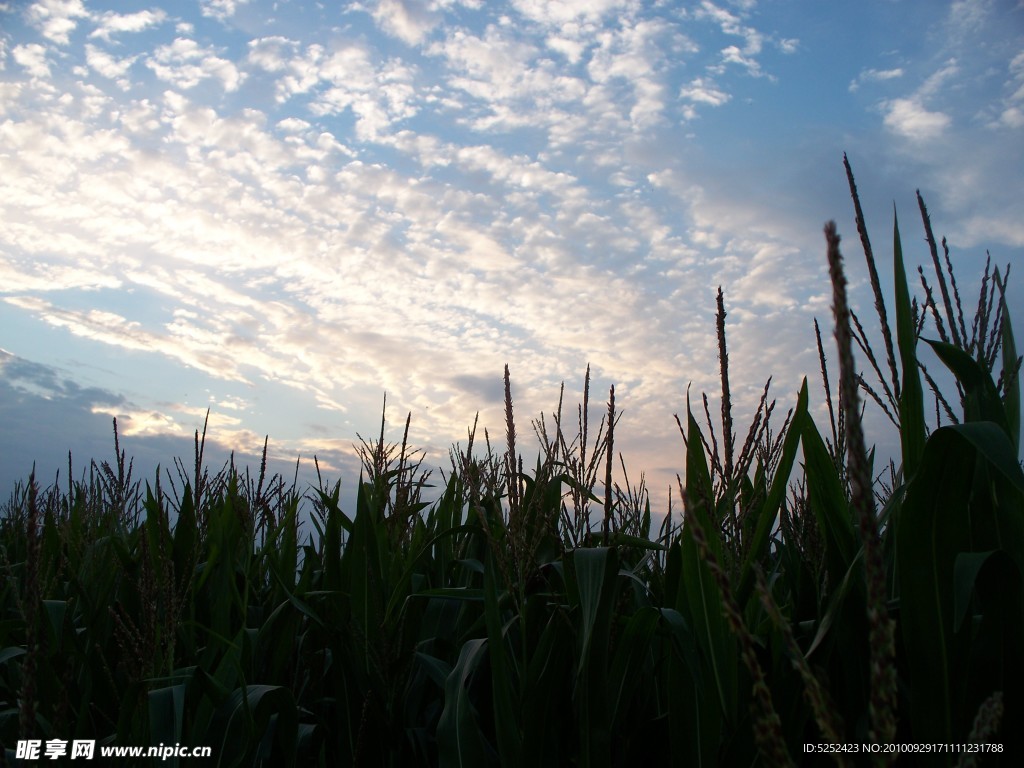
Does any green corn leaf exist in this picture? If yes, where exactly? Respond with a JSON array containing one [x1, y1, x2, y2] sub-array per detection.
[[271, 495, 299, 590], [566, 548, 616, 768], [521, 607, 572, 767], [148, 684, 186, 767], [437, 638, 492, 768], [605, 531, 668, 550], [995, 269, 1020, 451], [678, 528, 733, 720], [482, 550, 522, 767], [894, 211, 926, 478], [567, 547, 618, 679], [804, 549, 864, 658], [943, 422, 1024, 589], [957, 548, 1024, 729], [190, 628, 246, 749], [254, 599, 306, 682], [213, 685, 298, 768], [607, 606, 660, 730], [673, 405, 735, 753], [945, 421, 1024, 491], [0, 647, 26, 665], [952, 551, 1002, 631], [295, 723, 321, 764], [736, 378, 809, 604], [317, 486, 349, 593], [661, 605, 715, 766], [173, 484, 197, 595], [799, 406, 858, 585], [383, 524, 484, 622], [342, 480, 385, 678], [684, 401, 715, 518], [925, 339, 1009, 431], [897, 426, 976, 745], [41, 600, 67, 653], [414, 651, 453, 691]]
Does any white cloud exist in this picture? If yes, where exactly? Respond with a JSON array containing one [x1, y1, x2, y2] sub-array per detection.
[[371, 0, 440, 46], [993, 50, 1024, 128], [997, 106, 1024, 128], [544, 34, 585, 64], [948, 0, 993, 37], [679, 77, 730, 107], [310, 47, 419, 139], [717, 44, 764, 78], [0, 77, 671, 442], [146, 38, 244, 92], [688, 0, 797, 85], [249, 39, 422, 138], [248, 38, 327, 103], [12, 44, 51, 79], [432, 24, 539, 92], [694, 0, 766, 72], [276, 116, 312, 133], [85, 44, 135, 82], [89, 9, 167, 41], [199, 0, 249, 22], [849, 67, 903, 92], [729, 241, 805, 310], [26, 0, 88, 45], [879, 59, 958, 141], [424, 14, 690, 143], [247, 36, 297, 73], [777, 38, 798, 54], [586, 18, 674, 129], [511, 0, 634, 27], [1010, 51, 1024, 78], [918, 58, 959, 99], [694, 1, 744, 38]]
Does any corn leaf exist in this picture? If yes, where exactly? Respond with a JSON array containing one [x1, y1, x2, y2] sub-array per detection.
[[995, 269, 1020, 451], [437, 638, 491, 768], [897, 426, 976, 745], [893, 211, 926, 477]]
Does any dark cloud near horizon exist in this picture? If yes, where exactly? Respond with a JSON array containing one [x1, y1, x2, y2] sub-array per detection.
[[0, 351, 363, 513], [0, 350, 128, 491]]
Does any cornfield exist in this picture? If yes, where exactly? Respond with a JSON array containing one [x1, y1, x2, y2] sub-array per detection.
[[1, 158, 1021, 766]]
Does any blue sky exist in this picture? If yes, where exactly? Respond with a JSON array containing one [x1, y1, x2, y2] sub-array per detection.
[[1, 0, 1022, 516]]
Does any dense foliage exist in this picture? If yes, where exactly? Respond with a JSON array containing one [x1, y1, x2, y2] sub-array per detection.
[[2, 162, 1022, 766]]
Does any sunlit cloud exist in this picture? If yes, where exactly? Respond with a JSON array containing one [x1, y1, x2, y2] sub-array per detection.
[[993, 50, 1024, 129], [511, 0, 635, 27], [85, 43, 135, 82], [878, 59, 960, 141], [849, 67, 903, 92], [777, 38, 798, 54], [882, 97, 951, 140], [25, 0, 89, 46], [200, 0, 249, 22], [679, 77, 730, 107], [370, 0, 442, 46], [146, 37, 245, 91], [12, 43, 51, 79], [89, 9, 168, 41]]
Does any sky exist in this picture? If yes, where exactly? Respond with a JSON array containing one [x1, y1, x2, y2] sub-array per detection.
[[1, 0, 1022, 521]]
